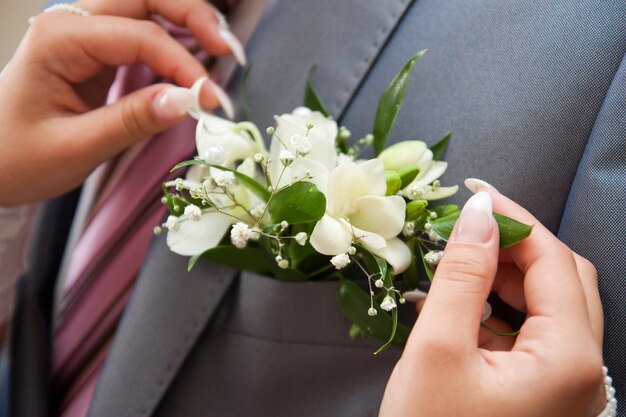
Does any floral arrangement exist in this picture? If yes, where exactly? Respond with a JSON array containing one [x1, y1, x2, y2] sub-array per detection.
[[156, 51, 531, 353]]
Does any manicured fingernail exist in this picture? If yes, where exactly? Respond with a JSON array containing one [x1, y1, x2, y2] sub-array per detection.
[[152, 87, 195, 122], [464, 178, 497, 194], [206, 78, 235, 119], [482, 302, 492, 322], [452, 191, 493, 243], [218, 27, 247, 66], [402, 289, 429, 303]]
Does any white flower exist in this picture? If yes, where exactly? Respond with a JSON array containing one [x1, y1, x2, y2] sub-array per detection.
[[167, 159, 263, 257], [295, 232, 308, 246], [368, 307, 378, 317], [336, 153, 354, 166], [374, 279, 384, 288], [184, 205, 202, 222], [380, 295, 397, 312], [250, 204, 265, 219], [280, 220, 289, 230], [379, 141, 458, 200], [249, 227, 261, 241], [194, 113, 266, 168], [213, 171, 237, 188], [165, 215, 180, 232], [278, 259, 289, 269], [279, 150, 296, 166], [290, 134, 312, 155], [309, 159, 411, 274], [254, 153, 264, 163], [269, 107, 338, 190], [230, 222, 252, 248], [202, 178, 216, 193], [330, 253, 351, 270], [424, 250, 444, 268], [347, 246, 357, 255]]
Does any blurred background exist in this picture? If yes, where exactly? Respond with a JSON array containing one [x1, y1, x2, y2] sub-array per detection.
[[1, 1, 46, 67]]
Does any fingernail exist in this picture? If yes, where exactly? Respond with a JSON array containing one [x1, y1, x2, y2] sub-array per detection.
[[206, 78, 235, 119], [402, 289, 429, 303], [190, 76, 235, 120], [452, 191, 493, 243], [482, 302, 492, 322], [464, 178, 497, 194], [152, 87, 195, 122], [218, 27, 247, 66]]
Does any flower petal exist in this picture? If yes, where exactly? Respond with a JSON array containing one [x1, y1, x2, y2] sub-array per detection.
[[197, 117, 259, 167], [412, 161, 448, 187], [166, 212, 233, 256], [351, 223, 387, 250], [326, 159, 386, 216], [378, 140, 427, 171], [288, 158, 330, 194], [369, 238, 412, 275], [422, 185, 459, 200], [310, 214, 353, 255], [349, 195, 405, 239]]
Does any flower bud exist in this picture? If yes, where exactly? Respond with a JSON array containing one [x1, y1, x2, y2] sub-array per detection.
[[378, 140, 428, 171]]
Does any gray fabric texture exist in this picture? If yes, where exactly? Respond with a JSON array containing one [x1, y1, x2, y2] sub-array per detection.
[[558, 52, 626, 406]]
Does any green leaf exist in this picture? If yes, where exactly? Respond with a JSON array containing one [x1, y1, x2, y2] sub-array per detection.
[[241, 65, 253, 121], [403, 242, 421, 290], [406, 199, 428, 221], [304, 65, 330, 117], [417, 242, 435, 282], [429, 211, 533, 248], [385, 171, 402, 196], [171, 159, 204, 172], [197, 246, 272, 275], [336, 279, 410, 349], [269, 181, 326, 224], [493, 213, 533, 248], [431, 204, 460, 218], [372, 50, 426, 155], [430, 131, 452, 160], [397, 165, 420, 188]]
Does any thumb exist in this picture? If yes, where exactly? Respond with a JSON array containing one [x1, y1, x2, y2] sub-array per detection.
[[412, 191, 500, 351], [70, 83, 196, 162]]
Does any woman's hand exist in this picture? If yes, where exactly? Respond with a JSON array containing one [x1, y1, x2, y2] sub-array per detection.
[[0, 0, 242, 206], [381, 180, 605, 417]]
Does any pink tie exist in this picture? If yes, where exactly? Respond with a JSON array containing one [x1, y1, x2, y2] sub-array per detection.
[[52, 58, 199, 417]]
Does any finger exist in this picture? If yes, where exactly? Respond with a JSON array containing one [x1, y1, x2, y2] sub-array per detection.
[[492, 263, 526, 312], [75, 0, 246, 64], [464, 179, 590, 327], [408, 191, 499, 353], [574, 253, 603, 348], [35, 14, 207, 87]]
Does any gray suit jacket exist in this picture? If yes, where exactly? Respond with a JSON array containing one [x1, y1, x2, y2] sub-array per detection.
[[3, 1, 625, 416]]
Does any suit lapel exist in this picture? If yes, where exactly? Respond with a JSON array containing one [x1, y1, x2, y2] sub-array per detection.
[[88, 0, 414, 415]]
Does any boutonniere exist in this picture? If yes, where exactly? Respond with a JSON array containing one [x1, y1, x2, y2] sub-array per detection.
[[156, 51, 531, 353]]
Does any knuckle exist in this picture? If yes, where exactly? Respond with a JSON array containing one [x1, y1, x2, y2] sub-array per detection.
[[121, 98, 148, 140], [415, 334, 467, 364], [141, 20, 166, 38], [437, 256, 492, 288]]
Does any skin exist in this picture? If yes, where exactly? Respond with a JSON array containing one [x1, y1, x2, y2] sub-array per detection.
[[381, 186, 605, 417], [0, 0, 231, 206], [0, 2, 606, 414]]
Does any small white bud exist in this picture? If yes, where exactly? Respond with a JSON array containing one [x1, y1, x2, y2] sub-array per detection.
[[184, 205, 202, 222], [338, 127, 351, 139], [347, 246, 357, 255], [153, 226, 163, 236], [266, 126, 275, 135], [280, 220, 289, 230], [175, 178, 184, 191], [380, 295, 397, 312], [165, 215, 181, 231], [275, 255, 283, 263], [249, 227, 261, 241], [290, 134, 312, 155], [250, 204, 265, 219], [254, 153, 265, 163], [278, 259, 289, 269], [368, 307, 378, 317], [306, 122, 314, 130], [213, 171, 237, 188], [432, 179, 441, 191], [161, 197, 168, 204], [402, 222, 415, 237], [430, 211, 438, 219], [424, 250, 444, 268], [203, 178, 216, 193], [399, 297, 406, 304], [230, 222, 252, 249], [279, 150, 296, 166], [330, 253, 351, 270], [295, 232, 308, 246], [374, 279, 384, 288]]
